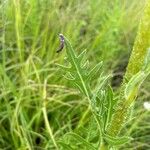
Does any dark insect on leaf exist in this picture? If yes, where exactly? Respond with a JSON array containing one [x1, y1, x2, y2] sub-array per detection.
[[57, 33, 65, 53]]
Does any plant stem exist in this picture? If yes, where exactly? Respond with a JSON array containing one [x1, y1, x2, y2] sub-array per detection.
[[42, 80, 58, 149], [107, 0, 150, 138], [13, 0, 24, 62], [42, 102, 58, 149], [99, 143, 109, 150], [125, 0, 150, 79], [76, 106, 90, 129]]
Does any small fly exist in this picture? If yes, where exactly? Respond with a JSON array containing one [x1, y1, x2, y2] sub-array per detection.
[[56, 34, 65, 53]]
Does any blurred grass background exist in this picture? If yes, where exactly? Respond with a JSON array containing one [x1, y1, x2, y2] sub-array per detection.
[[0, 0, 150, 149]]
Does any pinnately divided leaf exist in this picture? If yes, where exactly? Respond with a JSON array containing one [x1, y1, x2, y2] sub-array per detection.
[[58, 34, 114, 123], [59, 35, 103, 103], [58, 34, 118, 149]]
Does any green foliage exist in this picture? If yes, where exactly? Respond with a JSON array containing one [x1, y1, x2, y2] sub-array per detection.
[[58, 35, 101, 99], [103, 134, 132, 146], [107, 0, 150, 139], [58, 35, 134, 149], [124, 69, 149, 106], [125, 0, 150, 79], [58, 6, 150, 146], [1, 0, 149, 149], [59, 35, 114, 118]]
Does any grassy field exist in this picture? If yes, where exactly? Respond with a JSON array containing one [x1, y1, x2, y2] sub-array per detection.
[[1, 0, 150, 149]]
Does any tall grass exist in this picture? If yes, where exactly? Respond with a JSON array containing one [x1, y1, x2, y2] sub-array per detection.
[[0, 0, 149, 149]]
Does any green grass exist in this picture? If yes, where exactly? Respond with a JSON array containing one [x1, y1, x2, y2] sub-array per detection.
[[0, 0, 150, 149]]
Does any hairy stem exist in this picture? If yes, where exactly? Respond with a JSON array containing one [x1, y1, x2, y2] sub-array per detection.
[[107, 0, 150, 137]]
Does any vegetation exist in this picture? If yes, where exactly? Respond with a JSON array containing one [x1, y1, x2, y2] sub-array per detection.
[[0, 0, 150, 149]]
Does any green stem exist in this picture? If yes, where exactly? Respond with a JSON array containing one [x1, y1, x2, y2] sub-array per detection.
[[99, 143, 109, 150], [125, 0, 150, 79], [42, 102, 58, 149], [107, 0, 150, 138], [13, 0, 24, 62]]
